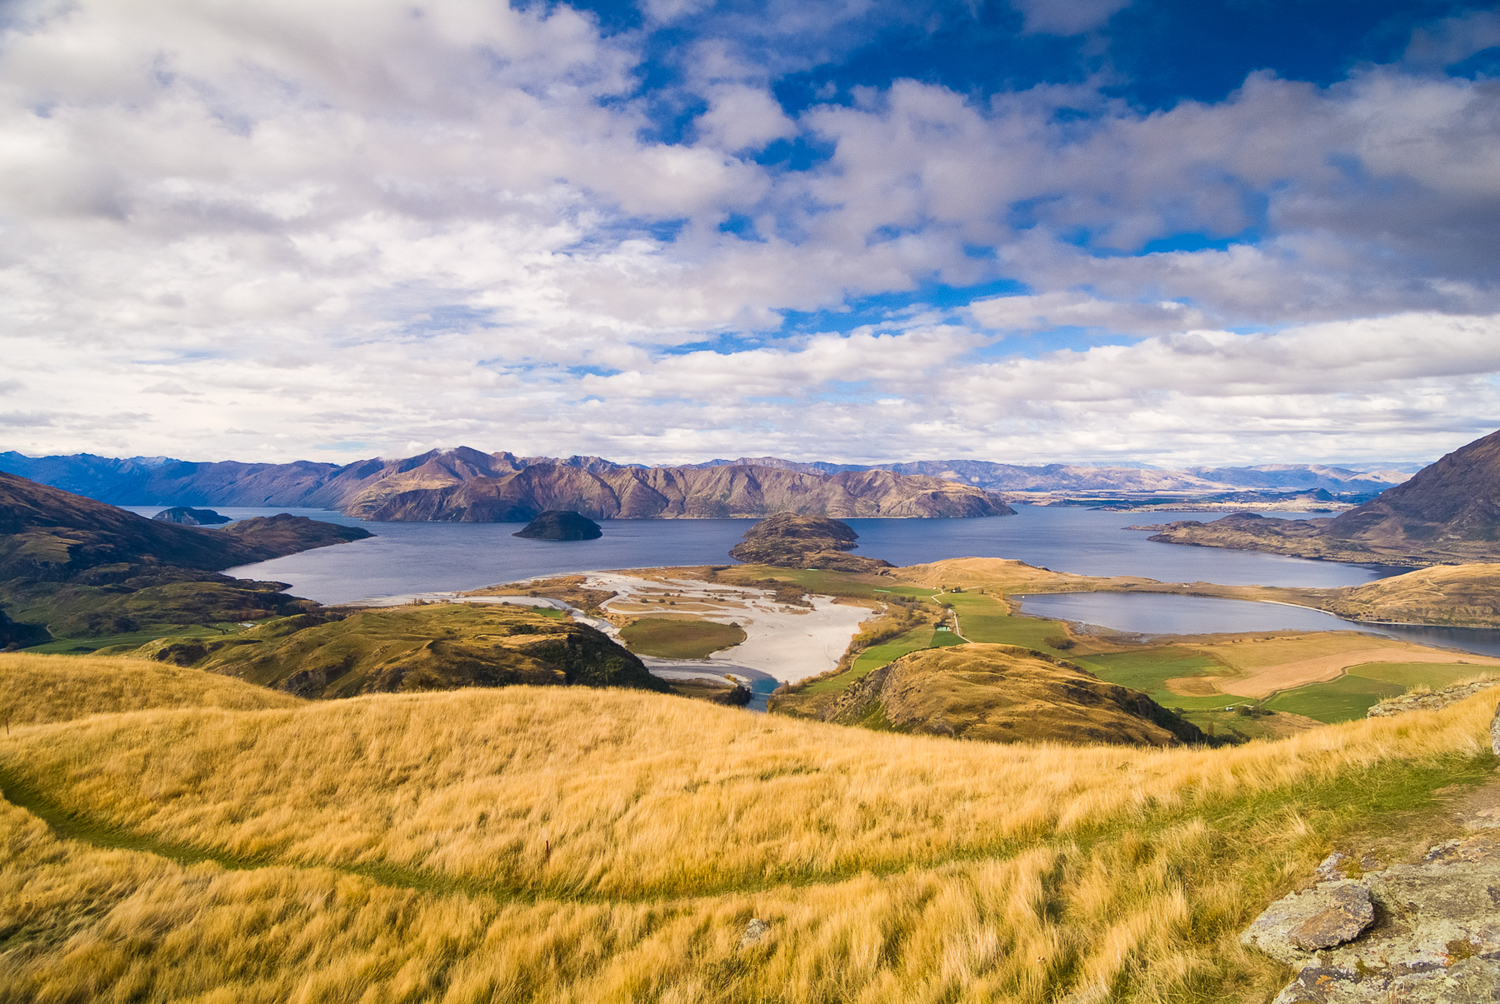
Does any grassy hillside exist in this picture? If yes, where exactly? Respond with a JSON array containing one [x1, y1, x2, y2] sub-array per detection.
[[166, 603, 669, 698], [1323, 563, 1500, 627], [0, 651, 303, 726], [1, 670, 1495, 1002], [819, 643, 1208, 747]]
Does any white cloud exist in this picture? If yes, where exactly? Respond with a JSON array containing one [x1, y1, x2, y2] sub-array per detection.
[[969, 291, 1214, 333], [1, 0, 1499, 468], [1010, 0, 1130, 35]]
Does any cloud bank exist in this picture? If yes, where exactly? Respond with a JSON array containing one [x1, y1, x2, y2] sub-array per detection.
[[0, 0, 1497, 466]]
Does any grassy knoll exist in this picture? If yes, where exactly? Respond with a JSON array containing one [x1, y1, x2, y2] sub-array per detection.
[[172, 603, 667, 698], [618, 616, 747, 658], [1, 666, 1497, 1002], [825, 644, 1208, 747], [0, 651, 303, 726]]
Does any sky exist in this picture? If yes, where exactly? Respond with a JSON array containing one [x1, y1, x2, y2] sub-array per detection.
[[1, 0, 1498, 468]]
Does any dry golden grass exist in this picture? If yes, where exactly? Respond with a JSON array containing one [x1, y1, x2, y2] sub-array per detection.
[[0, 651, 302, 726], [2, 655, 1497, 1002]]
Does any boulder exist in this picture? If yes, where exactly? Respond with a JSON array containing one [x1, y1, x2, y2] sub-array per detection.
[[512, 510, 603, 541]]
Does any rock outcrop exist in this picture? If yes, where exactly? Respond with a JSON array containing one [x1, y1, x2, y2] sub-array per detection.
[[512, 510, 603, 540], [1244, 839, 1500, 1002], [152, 506, 230, 525], [728, 514, 892, 571], [1243, 737, 1500, 1003]]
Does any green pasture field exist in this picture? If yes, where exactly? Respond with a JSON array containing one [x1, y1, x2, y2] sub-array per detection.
[[618, 616, 747, 659], [943, 592, 1074, 655], [1266, 661, 1491, 723], [1075, 647, 1232, 710]]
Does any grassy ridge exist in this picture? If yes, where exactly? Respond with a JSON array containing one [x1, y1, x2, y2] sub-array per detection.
[[1, 674, 1496, 1002], [0, 651, 302, 726]]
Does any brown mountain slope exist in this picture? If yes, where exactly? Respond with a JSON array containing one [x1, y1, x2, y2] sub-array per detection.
[[0, 472, 372, 640], [1145, 428, 1500, 565], [819, 643, 1208, 747], [4, 447, 1012, 521], [0, 471, 370, 580], [362, 462, 1011, 521]]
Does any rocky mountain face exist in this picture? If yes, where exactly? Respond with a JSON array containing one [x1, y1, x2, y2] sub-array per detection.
[[1145, 428, 1500, 565], [2, 447, 1410, 520], [688, 456, 1410, 494], [1, 447, 1010, 521]]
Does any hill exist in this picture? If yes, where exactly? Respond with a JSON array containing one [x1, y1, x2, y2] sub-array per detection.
[[0, 658, 1494, 1002], [1321, 563, 1500, 627], [0, 472, 371, 645], [152, 603, 668, 698], [0, 650, 303, 725], [1143, 428, 1500, 565], [809, 643, 1208, 746], [727, 513, 893, 571]]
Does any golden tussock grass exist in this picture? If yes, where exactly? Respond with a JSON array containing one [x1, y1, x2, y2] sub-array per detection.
[[0, 651, 303, 726], [1, 656, 1496, 1002]]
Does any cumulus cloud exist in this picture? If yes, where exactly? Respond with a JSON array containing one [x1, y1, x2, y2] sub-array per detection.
[[0, 0, 1498, 467], [1011, 0, 1130, 35], [969, 292, 1214, 333]]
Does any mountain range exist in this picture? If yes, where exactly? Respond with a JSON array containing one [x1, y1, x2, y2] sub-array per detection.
[[0, 448, 1009, 520], [0, 448, 1413, 522], [1143, 427, 1500, 565]]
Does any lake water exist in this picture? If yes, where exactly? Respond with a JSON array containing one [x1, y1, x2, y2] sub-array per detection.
[[129, 503, 1394, 605], [1018, 592, 1500, 659]]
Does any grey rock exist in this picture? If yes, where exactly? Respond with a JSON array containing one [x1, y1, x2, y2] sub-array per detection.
[[1246, 833, 1500, 1003], [1287, 885, 1375, 950], [1491, 700, 1499, 757], [1368, 680, 1499, 718], [740, 918, 770, 948], [1243, 881, 1373, 961]]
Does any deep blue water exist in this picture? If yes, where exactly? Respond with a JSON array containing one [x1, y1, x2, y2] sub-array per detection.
[[115, 503, 1392, 605]]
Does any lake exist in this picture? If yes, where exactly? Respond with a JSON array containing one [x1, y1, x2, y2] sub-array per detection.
[[1018, 591, 1500, 659], [123, 503, 1395, 604]]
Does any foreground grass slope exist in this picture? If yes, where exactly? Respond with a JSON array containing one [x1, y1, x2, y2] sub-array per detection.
[[1, 653, 1497, 1003], [0, 651, 303, 726]]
